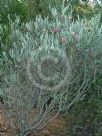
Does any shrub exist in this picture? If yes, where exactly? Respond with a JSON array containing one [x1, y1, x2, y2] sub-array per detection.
[[1, 7, 102, 136], [0, 0, 29, 68]]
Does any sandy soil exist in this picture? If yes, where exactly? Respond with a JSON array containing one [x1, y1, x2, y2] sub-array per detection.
[[0, 104, 66, 136]]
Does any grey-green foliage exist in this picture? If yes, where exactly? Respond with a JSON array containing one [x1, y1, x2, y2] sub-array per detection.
[[1, 7, 102, 136]]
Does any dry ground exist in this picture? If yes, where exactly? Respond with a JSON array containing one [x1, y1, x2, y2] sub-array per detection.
[[0, 104, 66, 136]]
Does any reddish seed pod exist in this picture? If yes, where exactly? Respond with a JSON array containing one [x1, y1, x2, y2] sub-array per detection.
[[52, 27, 61, 33]]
